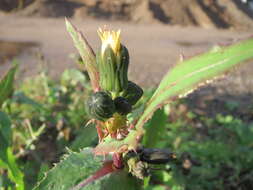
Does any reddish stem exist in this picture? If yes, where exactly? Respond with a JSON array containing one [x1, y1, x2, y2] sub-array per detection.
[[113, 153, 124, 169], [96, 123, 104, 142]]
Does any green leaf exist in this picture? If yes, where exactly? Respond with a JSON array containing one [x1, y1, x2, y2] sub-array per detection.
[[0, 111, 12, 147], [142, 108, 168, 148], [5, 147, 24, 190], [33, 148, 104, 190], [35, 147, 140, 190], [70, 125, 98, 151], [0, 111, 24, 190], [83, 170, 141, 190], [0, 64, 18, 107], [65, 19, 100, 91], [136, 38, 253, 131]]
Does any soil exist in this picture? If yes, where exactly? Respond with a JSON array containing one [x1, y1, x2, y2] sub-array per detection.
[[1, 0, 253, 29]]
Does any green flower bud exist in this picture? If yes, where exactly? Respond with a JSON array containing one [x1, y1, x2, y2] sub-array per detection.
[[114, 96, 132, 115], [86, 91, 115, 121], [97, 29, 129, 93], [122, 81, 143, 105]]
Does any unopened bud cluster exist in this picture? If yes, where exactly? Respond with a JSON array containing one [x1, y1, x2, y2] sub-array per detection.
[[86, 29, 143, 122]]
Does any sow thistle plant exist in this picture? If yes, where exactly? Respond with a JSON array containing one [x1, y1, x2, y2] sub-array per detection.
[[87, 28, 143, 141], [32, 19, 253, 190]]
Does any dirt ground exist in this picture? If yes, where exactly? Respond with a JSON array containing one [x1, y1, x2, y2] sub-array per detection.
[[2, 0, 253, 29]]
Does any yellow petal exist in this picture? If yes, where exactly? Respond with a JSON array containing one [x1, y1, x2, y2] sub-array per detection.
[[97, 28, 121, 56]]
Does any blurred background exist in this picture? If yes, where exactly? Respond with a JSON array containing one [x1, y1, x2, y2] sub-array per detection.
[[1, 0, 253, 89]]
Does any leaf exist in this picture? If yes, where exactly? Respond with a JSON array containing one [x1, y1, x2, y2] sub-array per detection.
[[5, 147, 24, 190], [142, 108, 168, 148], [0, 111, 12, 147], [65, 19, 100, 91], [83, 170, 141, 190], [136, 38, 253, 131], [70, 125, 98, 151], [0, 111, 24, 190], [0, 64, 18, 107], [33, 148, 104, 190], [34, 148, 140, 190]]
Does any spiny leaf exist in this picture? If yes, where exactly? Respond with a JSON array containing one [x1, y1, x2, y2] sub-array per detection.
[[33, 148, 103, 190], [0, 64, 18, 107], [65, 19, 100, 91], [135, 38, 253, 131], [34, 148, 140, 190]]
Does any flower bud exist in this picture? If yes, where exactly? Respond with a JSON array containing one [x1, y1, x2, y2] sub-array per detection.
[[122, 81, 143, 105], [86, 91, 115, 121], [114, 96, 132, 115], [97, 29, 129, 93]]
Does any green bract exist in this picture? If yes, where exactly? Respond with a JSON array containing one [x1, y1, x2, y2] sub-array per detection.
[[97, 45, 129, 93], [86, 91, 115, 121]]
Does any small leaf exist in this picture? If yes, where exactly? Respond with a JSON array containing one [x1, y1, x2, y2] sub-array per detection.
[[0, 64, 18, 107], [65, 19, 100, 91]]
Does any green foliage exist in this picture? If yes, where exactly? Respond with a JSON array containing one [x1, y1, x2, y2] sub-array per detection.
[[83, 170, 141, 190], [1, 69, 93, 189], [70, 124, 98, 151], [0, 64, 17, 107], [145, 99, 253, 190], [142, 108, 168, 148], [33, 148, 103, 190], [0, 65, 24, 190], [65, 19, 99, 91], [34, 147, 140, 190]]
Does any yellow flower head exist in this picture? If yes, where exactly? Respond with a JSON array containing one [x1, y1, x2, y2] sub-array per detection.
[[98, 28, 121, 56]]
